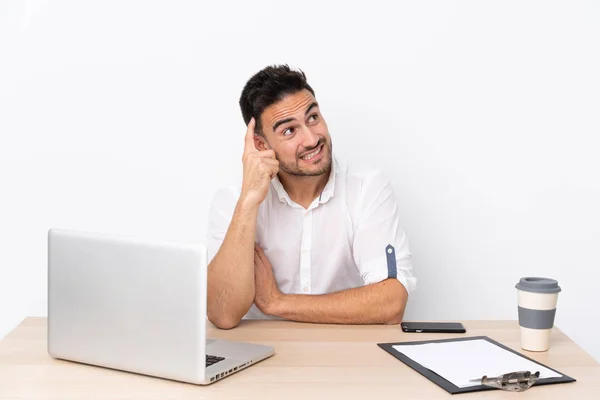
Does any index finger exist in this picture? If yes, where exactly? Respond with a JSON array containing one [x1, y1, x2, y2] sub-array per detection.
[[255, 244, 268, 265], [254, 243, 263, 260], [244, 118, 257, 154]]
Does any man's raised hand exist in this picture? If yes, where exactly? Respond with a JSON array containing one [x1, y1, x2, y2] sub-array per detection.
[[240, 118, 279, 208]]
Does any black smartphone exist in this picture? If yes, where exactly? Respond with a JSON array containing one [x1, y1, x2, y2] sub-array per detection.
[[401, 321, 466, 333]]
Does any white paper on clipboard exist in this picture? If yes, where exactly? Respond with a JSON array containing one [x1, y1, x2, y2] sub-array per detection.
[[393, 339, 562, 388]]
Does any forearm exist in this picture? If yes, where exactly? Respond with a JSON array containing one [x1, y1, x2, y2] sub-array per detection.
[[270, 279, 408, 325], [207, 197, 258, 329]]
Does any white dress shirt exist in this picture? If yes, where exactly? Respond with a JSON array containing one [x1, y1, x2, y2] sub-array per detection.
[[207, 156, 417, 319]]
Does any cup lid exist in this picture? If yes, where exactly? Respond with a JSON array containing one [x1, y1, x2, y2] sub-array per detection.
[[515, 277, 561, 294]]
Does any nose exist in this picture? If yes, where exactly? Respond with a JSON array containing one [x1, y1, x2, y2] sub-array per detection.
[[300, 126, 320, 149]]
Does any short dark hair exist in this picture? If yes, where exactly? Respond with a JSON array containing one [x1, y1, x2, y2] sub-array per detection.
[[239, 64, 315, 135]]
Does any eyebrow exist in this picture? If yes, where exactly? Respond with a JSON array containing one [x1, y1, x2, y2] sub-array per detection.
[[272, 101, 319, 132]]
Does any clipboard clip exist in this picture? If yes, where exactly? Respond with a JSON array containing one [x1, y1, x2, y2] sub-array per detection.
[[470, 371, 540, 392]]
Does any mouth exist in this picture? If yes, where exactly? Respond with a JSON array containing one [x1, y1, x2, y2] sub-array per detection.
[[299, 143, 325, 163]]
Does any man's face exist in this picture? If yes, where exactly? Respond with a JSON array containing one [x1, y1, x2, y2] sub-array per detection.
[[257, 89, 332, 177]]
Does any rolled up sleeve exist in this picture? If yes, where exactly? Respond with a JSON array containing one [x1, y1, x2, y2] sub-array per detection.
[[352, 171, 417, 294]]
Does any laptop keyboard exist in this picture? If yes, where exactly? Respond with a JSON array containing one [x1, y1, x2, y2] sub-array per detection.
[[206, 355, 225, 367]]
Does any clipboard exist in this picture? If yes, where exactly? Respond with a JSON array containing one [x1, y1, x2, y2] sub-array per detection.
[[378, 336, 576, 395]]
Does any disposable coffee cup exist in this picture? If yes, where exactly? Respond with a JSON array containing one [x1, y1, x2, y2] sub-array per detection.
[[515, 277, 561, 352]]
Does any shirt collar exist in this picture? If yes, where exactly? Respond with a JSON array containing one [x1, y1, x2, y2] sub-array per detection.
[[271, 156, 339, 207]]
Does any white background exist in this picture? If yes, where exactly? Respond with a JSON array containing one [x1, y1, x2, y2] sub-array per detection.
[[1, 1, 599, 361]]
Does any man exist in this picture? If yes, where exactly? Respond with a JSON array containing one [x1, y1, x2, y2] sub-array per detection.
[[207, 65, 416, 329]]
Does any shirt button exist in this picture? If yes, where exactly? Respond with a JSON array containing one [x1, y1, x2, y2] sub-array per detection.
[[303, 286, 309, 293]]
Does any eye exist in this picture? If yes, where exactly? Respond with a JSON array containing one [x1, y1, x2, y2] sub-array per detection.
[[308, 113, 319, 123], [282, 127, 295, 136]]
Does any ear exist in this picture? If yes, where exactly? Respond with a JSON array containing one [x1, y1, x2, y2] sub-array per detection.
[[254, 135, 270, 151]]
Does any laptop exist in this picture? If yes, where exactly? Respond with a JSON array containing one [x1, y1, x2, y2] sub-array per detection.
[[47, 228, 274, 385]]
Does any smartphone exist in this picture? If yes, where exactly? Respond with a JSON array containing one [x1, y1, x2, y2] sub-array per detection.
[[401, 321, 466, 333]]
